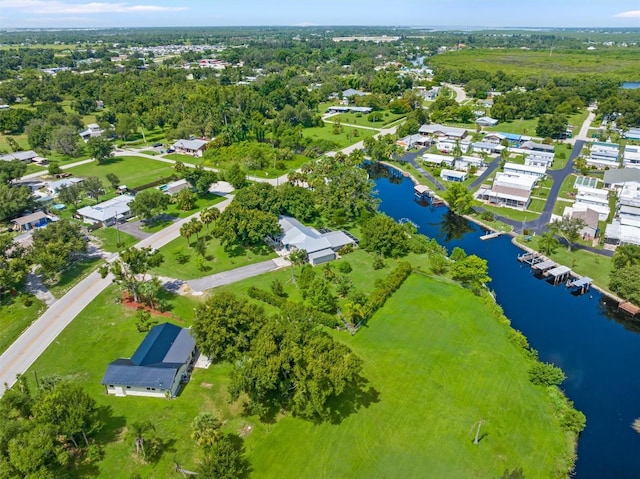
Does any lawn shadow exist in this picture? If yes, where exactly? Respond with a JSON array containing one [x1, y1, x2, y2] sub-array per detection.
[[226, 433, 253, 479], [326, 377, 380, 425], [99, 157, 124, 166]]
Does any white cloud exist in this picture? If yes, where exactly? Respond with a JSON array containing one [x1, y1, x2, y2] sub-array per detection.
[[1, 1, 186, 15], [614, 10, 640, 18]]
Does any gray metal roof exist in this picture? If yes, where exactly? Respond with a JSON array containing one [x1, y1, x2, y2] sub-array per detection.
[[603, 168, 640, 185]]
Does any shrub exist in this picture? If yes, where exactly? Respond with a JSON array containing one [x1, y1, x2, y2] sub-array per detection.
[[480, 211, 494, 221], [270, 279, 287, 298], [561, 408, 586, 433], [135, 308, 158, 333], [174, 251, 190, 264], [372, 256, 385, 270], [365, 262, 412, 317], [337, 261, 352, 274], [21, 293, 33, 307], [338, 244, 353, 255], [528, 362, 566, 386]]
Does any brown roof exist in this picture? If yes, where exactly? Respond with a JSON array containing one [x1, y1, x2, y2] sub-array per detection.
[[571, 208, 599, 229], [491, 185, 531, 200]]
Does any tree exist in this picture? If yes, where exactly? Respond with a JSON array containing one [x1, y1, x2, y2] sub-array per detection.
[[30, 220, 87, 281], [100, 246, 164, 304], [129, 188, 169, 221], [48, 125, 80, 156], [0, 236, 29, 294], [200, 207, 219, 233], [128, 420, 158, 460], [612, 244, 640, 270], [536, 113, 568, 138], [306, 277, 337, 313], [180, 222, 194, 246], [0, 183, 33, 222], [528, 362, 566, 386], [7, 423, 68, 476], [173, 187, 196, 211], [214, 202, 282, 250], [191, 291, 266, 362], [82, 176, 105, 203], [226, 162, 247, 189], [539, 231, 560, 255], [450, 254, 491, 294], [105, 172, 120, 190], [188, 217, 203, 240], [5, 136, 20, 152], [57, 182, 84, 209], [86, 136, 113, 164], [609, 265, 640, 305], [360, 214, 408, 258], [198, 434, 249, 479], [191, 412, 222, 447], [549, 216, 586, 252], [48, 161, 62, 176], [443, 183, 475, 215], [0, 159, 27, 183]]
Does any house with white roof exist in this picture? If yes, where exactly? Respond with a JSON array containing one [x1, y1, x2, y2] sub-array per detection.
[[622, 145, 640, 168], [474, 172, 536, 210], [396, 134, 431, 150], [483, 133, 506, 145], [76, 194, 135, 225], [503, 162, 547, 178], [440, 169, 467, 182], [420, 153, 454, 167], [618, 181, 640, 208], [79, 123, 104, 142], [524, 151, 554, 169], [46, 178, 83, 196], [587, 141, 620, 169], [624, 128, 640, 141], [436, 138, 471, 154], [472, 142, 504, 155], [454, 155, 485, 171], [520, 141, 555, 153], [603, 168, 640, 189], [277, 216, 357, 266], [419, 123, 468, 140], [573, 187, 610, 221], [172, 139, 208, 157], [475, 116, 498, 127], [0, 150, 40, 163]]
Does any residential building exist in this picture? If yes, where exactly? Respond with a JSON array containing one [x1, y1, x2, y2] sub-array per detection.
[[474, 172, 536, 210], [11, 211, 53, 232], [160, 178, 193, 196], [102, 323, 196, 398], [562, 207, 600, 240], [475, 116, 499, 127], [471, 142, 504, 155], [418, 123, 468, 140], [524, 151, 554, 169], [618, 182, 640, 208], [483, 133, 506, 145], [520, 141, 555, 153], [454, 155, 485, 171], [76, 194, 135, 225], [603, 168, 640, 189], [420, 153, 454, 167], [605, 218, 640, 246], [0, 150, 40, 163], [46, 177, 83, 196], [277, 216, 357, 266], [587, 141, 620, 169], [624, 128, 640, 141], [79, 123, 104, 142], [622, 145, 640, 168], [342, 88, 367, 99], [326, 105, 372, 114], [436, 138, 471, 154], [396, 134, 430, 150], [440, 169, 467, 182], [172, 139, 208, 157], [503, 162, 547, 178], [574, 187, 611, 221]]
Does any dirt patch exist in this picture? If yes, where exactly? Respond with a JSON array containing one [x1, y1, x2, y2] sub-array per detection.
[[122, 292, 176, 319], [200, 382, 213, 389]]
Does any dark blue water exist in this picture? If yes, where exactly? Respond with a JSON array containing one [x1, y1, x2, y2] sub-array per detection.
[[622, 82, 640, 90], [373, 171, 640, 478]]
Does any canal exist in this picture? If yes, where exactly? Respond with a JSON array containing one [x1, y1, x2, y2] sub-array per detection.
[[372, 167, 640, 478]]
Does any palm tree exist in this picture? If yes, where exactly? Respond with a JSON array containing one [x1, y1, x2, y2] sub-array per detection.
[[200, 207, 219, 233], [130, 420, 155, 458], [539, 231, 559, 255], [180, 223, 193, 247], [188, 218, 203, 240], [191, 412, 222, 447]]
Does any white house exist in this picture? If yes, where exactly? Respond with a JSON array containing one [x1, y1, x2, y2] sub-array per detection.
[[503, 162, 547, 178], [420, 153, 454, 167], [562, 207, 600, 240], [622, 145, 640, 168], [396, 134, 430, 150], [76, 194, 135, 225], [277, 216, 357, 266], [483, 133, 506, 145], [574, 187, 610, 221], [524, 151, 554, 169], [0, 150, 40, 163], [603, 168, 640, 189], [520, 141, 555, 154], [46, 177, 83, 196], [436, 138, 471, 154], [440, 169, 467, 182], [454, 155, 485, 171], [475, 116, 498, 127], [472, 142, 504, 155], [474, 172, 536, 210], [102, 323, 196, 398], [79, 123, 104, 142], [618, 181, 640, 208], [419, 123, 468, 140], [172, 139, 208, 157], [587, 141, 620, 169]]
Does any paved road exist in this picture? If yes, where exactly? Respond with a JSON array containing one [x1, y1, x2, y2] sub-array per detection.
[[187, 259, 282, 292], [443, 83, 468, 103], [0, 196, 233, 396], [469, 155, 501, 190], [21, 158, 95, 180], [400, 148, 445, 190]]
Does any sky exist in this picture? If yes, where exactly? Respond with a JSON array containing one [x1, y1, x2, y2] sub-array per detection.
[[0, 0, 639, 29]]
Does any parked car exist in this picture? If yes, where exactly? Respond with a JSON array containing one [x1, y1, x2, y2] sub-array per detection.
[[166, 148, 175, 153], [153, 142, 163, 147]]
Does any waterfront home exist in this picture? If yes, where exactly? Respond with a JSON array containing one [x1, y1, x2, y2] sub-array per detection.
[[440, 169, 467, 182], [474, 172, 536, 210], [420, 153, 454, 167], [102, 323, 196, 398], [562, 206, 600, 240], [277, 216, 357, 266], [503, 162, 547, 178]]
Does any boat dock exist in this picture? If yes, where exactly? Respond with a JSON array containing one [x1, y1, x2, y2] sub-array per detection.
[[414, 184, 433, 199], [517, 251, 593, 294], [480, 231, 503, 241]]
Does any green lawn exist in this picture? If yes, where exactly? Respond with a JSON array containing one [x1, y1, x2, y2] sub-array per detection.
[[139, 193, 227, 233], [65, 156, 177, 189], [302, 125, 377, 150], [21, 269, 575, 478], [329, 110, 405, 128], [528, 198, 547, 213], [486, 118, 539, 136], [246, 275, 575, 478], [553, 199, 573, 216], [151, 234, 277, 280], [558, 174, 578, 199], [0, 296, 45, 355], [202, 154, 310, 180], [164, 153, 204, 164], [90, 227, 138, 253], [480, 204, 541, 222]]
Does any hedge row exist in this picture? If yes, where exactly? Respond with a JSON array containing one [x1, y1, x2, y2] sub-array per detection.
[[365, 262, 412, 318]]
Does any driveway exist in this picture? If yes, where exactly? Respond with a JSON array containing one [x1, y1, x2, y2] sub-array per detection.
[[117, 219, 153, 240], [187, 259, 282, 293]]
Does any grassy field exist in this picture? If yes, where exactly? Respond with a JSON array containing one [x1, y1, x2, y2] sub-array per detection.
[[202, 154, 310, 180], [528, 198, 547, 213], [48, 256, 103, 299], [151, 234, 277, 280], [0, 296, 45, 355], [480, 204, 541, 223], [22, 268, 575, 478], [302, 125, 377, 150], [65, 156, 177, 189], [328, 110, 405, 128], [486, 118, 539, 136], [430, 48, 640, 80], [90, 227, 139, 253]]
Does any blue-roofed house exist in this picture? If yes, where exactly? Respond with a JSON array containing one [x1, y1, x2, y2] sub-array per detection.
[[102, 323, 196, 398]]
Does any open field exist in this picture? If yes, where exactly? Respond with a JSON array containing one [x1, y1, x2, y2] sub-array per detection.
[[65, 156, 177, 188], [0, 296, 45, 355], [486, 118, 539, 136], [151, 234, 277, 280], [22, 267, 574, 478], [202, 153, 310, 179], [328, 110, 405, 128], [302, 125, 377, 150], [430, 48, 640, 80]]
